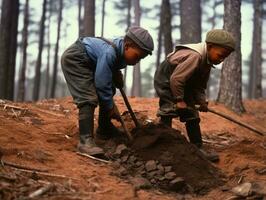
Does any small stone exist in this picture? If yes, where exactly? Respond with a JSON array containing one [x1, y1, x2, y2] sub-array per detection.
[[164, 166, 172, 173], [130, 177, 152, 189], [169, 177, 186, 192], [121, 155, 129, 163], [165, 172, 176, 180], [145, 160, 157, 172], [158, 176, 166, 181], [157, 164, 164, 173], [150, 179, 157, 184], [232, 182, 252, 197], [251, 181, 266, 196], [117, 166, 128, 176], [114, 144, 128, 156], [135, 161, 143, 167], [127, 155, 137, 165]]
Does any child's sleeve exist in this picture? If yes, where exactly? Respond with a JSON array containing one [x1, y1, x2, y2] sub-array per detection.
[[94, 50, 117, 110], [169, 51, 201, 102]]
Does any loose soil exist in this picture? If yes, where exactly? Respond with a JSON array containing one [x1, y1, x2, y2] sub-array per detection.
[[0, 97, 265, 200]]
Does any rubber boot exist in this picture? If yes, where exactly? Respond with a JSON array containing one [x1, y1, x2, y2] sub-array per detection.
[[77, 104, 104, 155], [185, 119, 202, 148], [96, 106, 123, 140], [160, 116, 172, 128], [185, 119, 219, 162]]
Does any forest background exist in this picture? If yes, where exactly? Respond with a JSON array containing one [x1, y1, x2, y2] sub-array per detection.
[[0, 0, 265, 114]]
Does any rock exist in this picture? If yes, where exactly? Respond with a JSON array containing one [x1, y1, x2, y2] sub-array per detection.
[[117, 166, 128, 176], [145, 160, 157, 172], [251, 181, 266, 196], [121, 155, 129, 163], [169, 177, 186, 192], [157, 164, 164, 174], [114, 144, 128, 156], [232, 182, 252, 197], [147, 171, 157, 179], [165, 172, 176, 180], [130, 177, 152, 189], [150, 179, 157, 184], [164, 166, 172, 173], [127, 155, 137, 165], [255, 167, 266, 175], [135, 161, 144, 167]]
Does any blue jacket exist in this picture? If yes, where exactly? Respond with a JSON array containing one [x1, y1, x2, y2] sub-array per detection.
[[81, 37, 126, 110]]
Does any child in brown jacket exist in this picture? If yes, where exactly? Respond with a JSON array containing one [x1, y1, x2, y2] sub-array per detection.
[[154, 29, 235, 161]]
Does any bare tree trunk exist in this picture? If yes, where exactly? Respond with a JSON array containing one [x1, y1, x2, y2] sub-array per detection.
[[206, 0, 222, 98], [123, 0, 131, 94], [217, 0, 245, 113], [78, 0, 84, 36], [84, 0, 95, 36], [45, 0, 52, 98], [162, 0, 172, 56], [0, 0, 19, 100], [248, 0, 263, 99], [131, 0, 141, 97], [180, 0, 201, 43], [101, 0, 106, 37], [33, 0, 47, 101], [156, 1, 163, 69], [17, 0, 29, 102], [50, 0, 63, 98]]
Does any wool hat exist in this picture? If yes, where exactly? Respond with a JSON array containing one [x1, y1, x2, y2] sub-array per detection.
[[126, 26, 154, 55], [205, 29, 236, 50]]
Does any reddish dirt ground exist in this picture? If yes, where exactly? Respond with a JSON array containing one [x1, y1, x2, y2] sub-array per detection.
[[0, 96, 265, 200]]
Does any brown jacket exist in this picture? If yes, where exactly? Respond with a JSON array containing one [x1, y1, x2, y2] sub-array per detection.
[[154, 42, 213, 106]]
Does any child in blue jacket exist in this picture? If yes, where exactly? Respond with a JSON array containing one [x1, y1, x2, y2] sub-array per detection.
[[61, 27, 154, 155]]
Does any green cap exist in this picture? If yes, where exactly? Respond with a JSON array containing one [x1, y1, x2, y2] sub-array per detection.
[[205, 29, 235, 50]]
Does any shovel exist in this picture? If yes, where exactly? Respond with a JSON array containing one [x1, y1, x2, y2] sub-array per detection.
[[207, 107, 265, 136], [195, 105, 265, 136], [119, 88, 141, 128]]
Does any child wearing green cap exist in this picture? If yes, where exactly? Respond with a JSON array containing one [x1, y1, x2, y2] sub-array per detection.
[[154, 29, 235, 161], [61, 26, 154, 155]]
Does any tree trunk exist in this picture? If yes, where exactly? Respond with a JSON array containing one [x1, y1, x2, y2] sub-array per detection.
[[131, 0, 141, 97], [180, 0, 201, 43], [101, 0, 106, 37], [45, 0, 52, 98], [78, 0, 84, 36], [17, 0, 29, 102], [162, 0, 173, 56], [248, 0, 263, 99], [206, 0, 222, 98], [156, 1, 163, 69], [50, 0, 63, 98], [216, 0, 245, 113], [123, 0, 131, 94], [33, 0, 47, 101], [84, 0, 95, 36], [0, 0, 19, 100]]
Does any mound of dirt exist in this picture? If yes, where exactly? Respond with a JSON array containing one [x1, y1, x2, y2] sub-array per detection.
[[105, 123, 224, 194]]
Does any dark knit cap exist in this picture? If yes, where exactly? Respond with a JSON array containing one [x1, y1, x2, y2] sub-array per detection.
[[126, 26, 154, 55], [205, 29, 236, 50]]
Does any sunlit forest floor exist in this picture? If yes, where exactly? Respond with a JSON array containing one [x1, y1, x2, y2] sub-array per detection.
[[0, 96, 265, 200]]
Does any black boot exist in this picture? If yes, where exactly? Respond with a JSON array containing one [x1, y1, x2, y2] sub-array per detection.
[[96, 106, 123, 140], [185, 119, 219, 162], [185, 119, 202, 148], [160, 116, 172, 128], [77, 104, 104, 155]]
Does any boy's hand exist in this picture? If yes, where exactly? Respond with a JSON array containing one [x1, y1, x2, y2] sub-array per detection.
[[108, 104, 121, 121], [176, 101, 187, 110], [113, 70, 124, 89], [198, 102, 208, 112]]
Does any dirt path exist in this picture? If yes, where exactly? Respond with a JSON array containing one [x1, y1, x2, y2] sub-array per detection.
[[0, 97, 265, 199]]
